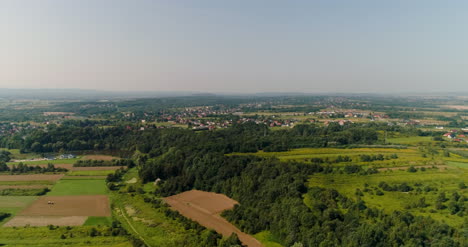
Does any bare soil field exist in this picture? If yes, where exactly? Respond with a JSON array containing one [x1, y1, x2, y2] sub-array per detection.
[[443, 105, 468, 110], [0, 174, 64, 182], [378, 165, 449, 171], [81, 155, 119, 161], [164, 190, 262, 247], [3, 216, 87, 227], [19, 195, 111, 217]]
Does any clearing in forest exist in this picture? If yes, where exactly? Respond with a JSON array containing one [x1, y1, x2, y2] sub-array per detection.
[[164, 190, 263, 247]]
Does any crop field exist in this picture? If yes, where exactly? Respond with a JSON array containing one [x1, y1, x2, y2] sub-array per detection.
[[386, 136, 435, 145], [81, 155, 119, 161], [71, 166, 124, 171], [66, 170, 116, 176], [0, 174, 64, 182], [47, 179, 107, 195], [307, 167, 468, 227], [164, 190, 262, 247], [7, 158, 80, 166], [17, 195, 110, 217]]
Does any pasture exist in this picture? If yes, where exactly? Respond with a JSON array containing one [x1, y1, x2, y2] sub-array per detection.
[[47, 179, 107, 195], [0, 196, 38, 225], [0, 226, 131, 246]]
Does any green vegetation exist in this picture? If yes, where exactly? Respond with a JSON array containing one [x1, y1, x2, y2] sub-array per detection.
[[254, 231, 284, 247], [67, 170, 116, 176], [0, 196, 38, 225], [3, 95, 468, 246], [0, 187, 49, 196], [7, 158, 79, 166], [308, 168, 468, 227], [0, 225, 131, 246], [47, 179, 107, 196], [83, 216, 113, 226]]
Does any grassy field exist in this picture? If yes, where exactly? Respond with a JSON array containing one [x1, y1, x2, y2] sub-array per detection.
[[0, 181, 54, 186], [0, 226, 131, 246], [83, 216, 112, 226], [7, 158, 79, 166], [386, 136, 435, 145], [0, 196, 38, 226], [307, 167, 468, 227], [67, 170, 115, 176], [47, 179, 107, 196], [254, 231, 284, 247], [0, 149, 41, 160]]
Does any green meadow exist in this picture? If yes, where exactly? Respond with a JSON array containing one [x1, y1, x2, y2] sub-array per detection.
[[0, 226, 131, 247], [0, 196, 38, 226], [83, 216, 113, 226], [47, 179, 107, 196], [67, 170, 115, 176]]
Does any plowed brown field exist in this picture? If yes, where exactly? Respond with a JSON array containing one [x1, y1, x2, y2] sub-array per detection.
[[19, 195, 110, 216], [164, 190, 262, 247]]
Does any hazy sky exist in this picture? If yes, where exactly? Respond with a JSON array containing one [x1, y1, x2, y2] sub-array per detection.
[[1, 1, 468, 93]]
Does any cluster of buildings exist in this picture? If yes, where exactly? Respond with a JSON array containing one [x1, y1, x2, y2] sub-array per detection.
[[443, 129, 468, 142]]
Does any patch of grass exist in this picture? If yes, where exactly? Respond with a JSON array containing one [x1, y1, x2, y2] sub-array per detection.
[[0, 148, 41, 160], [0, 226, 131, 246], [0, 181, 54, 186], [83, 216, 112, 226], [48, 179, 107, 196], [7, 158, 80, 166], [67, 170, 115, 176], [254, 231, 284, 247], [386, 136, 435, 145], [447, 161, 468, 168], [0, 196, 38, 225]]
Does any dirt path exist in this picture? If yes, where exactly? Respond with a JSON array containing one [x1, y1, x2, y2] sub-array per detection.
[[119, 205, 152, 247], [164, 190, 263, 247]]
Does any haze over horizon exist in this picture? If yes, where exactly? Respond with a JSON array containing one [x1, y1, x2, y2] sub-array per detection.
[[2, 1, 468, 93]]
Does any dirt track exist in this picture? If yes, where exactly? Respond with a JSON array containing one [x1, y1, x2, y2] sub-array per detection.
[[3, 216, 87, 227], [164, 190, 263, 247], [0, 174, 64, 181], [19, 195, 111, 216]]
